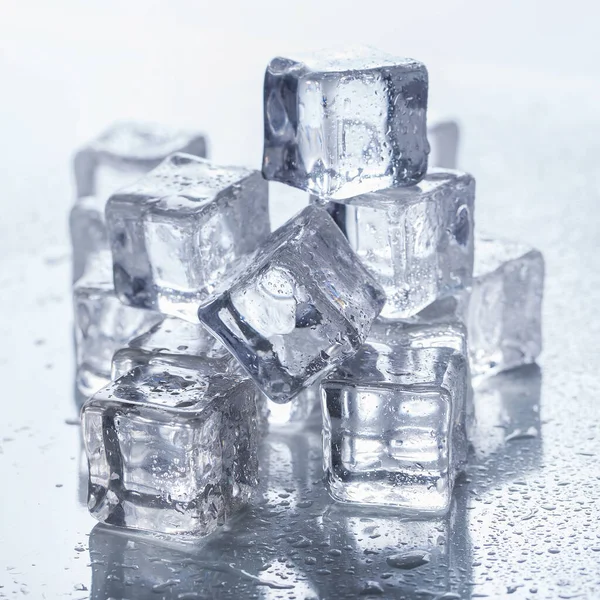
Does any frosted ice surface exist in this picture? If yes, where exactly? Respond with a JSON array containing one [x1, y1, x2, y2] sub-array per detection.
[[197, 205, 385, 403], [262, 46, 429, 200], [73, 251, 162, 399], [82, 363, 259, 536], [316, 169, 475, 319], [106, 153, 270, 321], [322, 344, 469, 514], [469, 236, 544, 376]]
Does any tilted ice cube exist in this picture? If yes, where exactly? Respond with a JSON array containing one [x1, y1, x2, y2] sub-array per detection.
[[428, 118, 460, 169], [73, 121, 208, 200], [82, 363, 260, 536], [262, 46, 429, 200], [468, 237, 544, 376], [316, 169, 475, 319], [322, 345, 469, 514], [71, 122, 207, 282], [111, 316, 235, 380], [197, 205, 386, 403], [106, 153, 270, 321], [74, 251, 162, 398]]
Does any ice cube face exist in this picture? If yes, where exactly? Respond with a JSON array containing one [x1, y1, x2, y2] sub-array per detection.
[[70, 195, 108, 282], [106, 153, 270, 321], [262, 47, 429, 200], [73, 121, 208, 200], [74, 251, 162, 398], [197, 205, 386, 403], [82, 363, 260, 536], [322, 345, 468, 514], [317, 169, 475, 319], [112, 316, 234, 380], [469, 237, 544, 376]]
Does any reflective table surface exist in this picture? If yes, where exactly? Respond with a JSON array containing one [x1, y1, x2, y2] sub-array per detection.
[[2, 12, 600, 598]]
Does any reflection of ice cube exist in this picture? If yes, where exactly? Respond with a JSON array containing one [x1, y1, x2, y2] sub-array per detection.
[[322, 345, 468, 514], [262, 47, 429, 199], [469, 237, 544, 376], [106, 153, 270, 321], [82, 363, 259, 536], [198, 205, 385, 403], [73, 251, 161, 398], [316, 169, 475, 319], [71, 122, 207, 282]]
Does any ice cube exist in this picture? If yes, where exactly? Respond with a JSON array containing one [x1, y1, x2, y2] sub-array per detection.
[[111, 316, 234, 380], [106, 153, 270, 321], [266, 381, 321, 428], [74, 251, 162, 398], [428, 118, 460, 168], [322, 345, 469, 514], [71, 122, 207, 282], [82, 363, 260, 536], [197, 205, 386, 403], [262, 46, 429, 200], [469, 237, 544, 376], [316, 169, 475, 319]]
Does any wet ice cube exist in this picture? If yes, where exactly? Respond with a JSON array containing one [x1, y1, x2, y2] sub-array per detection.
[[468, 237, 544, 376], [73, 121, 207, 200], [111, 316, 235, 380], [74, 251, 162, 398], [322, 345, 469, 514], [106, 153, 270, 321], [317, 169, 475, 319], [71, 122, 207, 282], [428, 118, 460, 169], [197, 205, 386, 403], [262, 46, 429, 200], [82, 363, 259, 536]]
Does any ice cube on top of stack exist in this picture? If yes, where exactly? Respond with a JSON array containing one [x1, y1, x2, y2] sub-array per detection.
[[262, 46, 429, 200], [71, 122, 208, 282], [106, 153, 270, 321], [197, 204, 386, 403]]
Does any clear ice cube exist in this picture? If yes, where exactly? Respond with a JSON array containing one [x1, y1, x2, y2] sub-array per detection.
[[322, 344, 469, 514], [428, 118, 460, 168], [106, 153, 270, 321], [197, 205, 386, 403], [82, 363, 260, 536], [74, 251, 162, 398], [71, 122, 207, 282], [111, 316, 235, 380], [316, 169, 475, 319], [469, 237, 544, 376], [262, 46, 429, 200], [73, 121, 208, 200]]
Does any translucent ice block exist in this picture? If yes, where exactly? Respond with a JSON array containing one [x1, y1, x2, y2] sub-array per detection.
[[469, 237, 544, 376], [428, 118, 460, 169], [71, 122, 207, 282], [82, 363, 260, 536], [316, 169, 475, 319], [197, 205, 386, 403], [322, 345, 469, 514], [111, 316, 234, 380], [262, 46, 429, 200], [73, 121, 208, 200], [106, 153, 270, 321], [74, 251, 162, 398]]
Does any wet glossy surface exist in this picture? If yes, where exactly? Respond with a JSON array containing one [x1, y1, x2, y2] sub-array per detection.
[[2, 7, 600, 597]]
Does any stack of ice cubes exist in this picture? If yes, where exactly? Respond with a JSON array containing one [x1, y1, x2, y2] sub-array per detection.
[[72, 46, 544, 537]]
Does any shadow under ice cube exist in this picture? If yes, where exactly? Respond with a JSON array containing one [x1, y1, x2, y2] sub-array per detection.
[[74, 251, 162, 398], [82, 364, 260, 536], [262, 46, 429, 200], [469, 237, 544, 376], [322, 345, 468, 514], [106, 153, 270, 321], [197, 205, 385, 403], [318, 169, 475, 319]]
